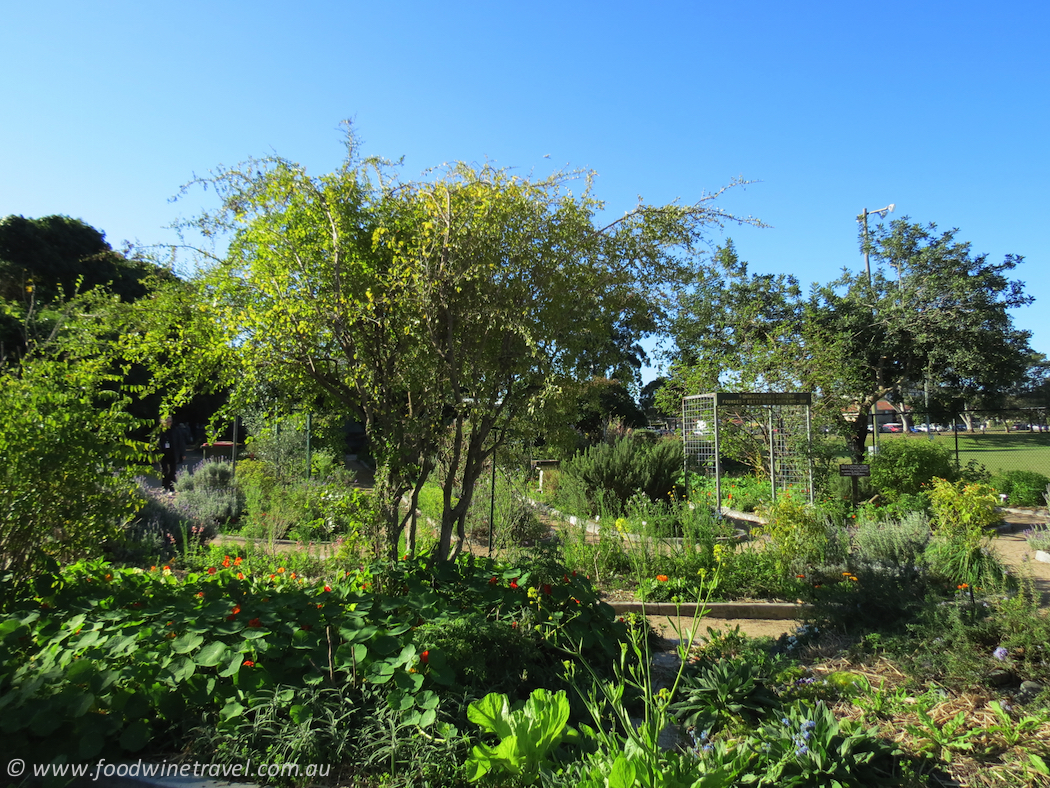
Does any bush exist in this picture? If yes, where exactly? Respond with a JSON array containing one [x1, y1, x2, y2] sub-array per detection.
[[924, 478, 1004, 587], [990, 470, 1050, 507], [561, 434, 684, 515], [0, 356, 146, 594], [868, 439, 956, 501], [175, 460, 245, 529], [754, 493, 839, 573]]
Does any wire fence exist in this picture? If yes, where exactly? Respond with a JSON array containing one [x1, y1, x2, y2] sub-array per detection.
[[876, 409, 1050, 481]]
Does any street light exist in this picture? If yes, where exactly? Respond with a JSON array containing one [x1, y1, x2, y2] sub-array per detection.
[[858, 203, 895, 450], [859, 203, 895, 286]]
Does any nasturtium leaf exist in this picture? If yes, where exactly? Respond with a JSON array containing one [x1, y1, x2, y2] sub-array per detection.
[[119, 719, 152, 752], [171, 633, 205, 654], [194, 641, 228, 667], [78, 729, 105, 759]]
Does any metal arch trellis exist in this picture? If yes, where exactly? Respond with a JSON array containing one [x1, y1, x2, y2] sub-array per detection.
[[682, 392, 814, 512]]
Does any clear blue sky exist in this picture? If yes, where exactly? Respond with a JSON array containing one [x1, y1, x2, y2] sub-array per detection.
[[2, 1, 1046, 383]]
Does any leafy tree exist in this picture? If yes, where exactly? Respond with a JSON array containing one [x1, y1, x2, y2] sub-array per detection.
[[170, 129, 755, 562], [0, 336, 150, 594], [0, 214, 172, 363], [666, 220, 1033, 463]]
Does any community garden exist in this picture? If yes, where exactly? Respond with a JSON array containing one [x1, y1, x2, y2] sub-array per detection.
[[4, 133, 1050, 787], [5, 407, 1050, 788]]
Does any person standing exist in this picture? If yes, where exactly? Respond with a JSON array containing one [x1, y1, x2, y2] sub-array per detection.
[[158, 416, 186, 492]]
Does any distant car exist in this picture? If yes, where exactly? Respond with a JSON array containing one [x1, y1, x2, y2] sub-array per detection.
[[1011, 423, 1031, 431], [879, 424, 903, 433]]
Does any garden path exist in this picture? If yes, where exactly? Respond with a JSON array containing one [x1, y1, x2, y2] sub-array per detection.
[[644, 509, 1050, 646]]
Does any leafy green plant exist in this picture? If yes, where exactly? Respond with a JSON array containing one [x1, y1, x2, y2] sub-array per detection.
[[0, 354, 148, 594], [924, 478, 1003, 587], [904, 706, 976, 763], [465, 688, 578, 783], [561, 434, 684, 515], [670, 657, 779, 732], [868, 433, 957, 500], [175, 460, 245, 529], [753, 493, 834, 573], [743, 700, 898, 786], [990, 470, 1050, 507]]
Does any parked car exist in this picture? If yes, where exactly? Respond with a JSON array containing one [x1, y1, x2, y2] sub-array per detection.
[[1011, 423, 1031, 431], [879, 423, 903, 433]]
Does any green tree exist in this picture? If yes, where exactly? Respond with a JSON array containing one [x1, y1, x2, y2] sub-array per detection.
[[0, 338, 150, 594], [666, 220, 1033, 464], [171, 130, 755, 562]]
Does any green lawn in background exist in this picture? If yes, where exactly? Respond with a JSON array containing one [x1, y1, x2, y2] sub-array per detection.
[[875, 431, 1050, 476]]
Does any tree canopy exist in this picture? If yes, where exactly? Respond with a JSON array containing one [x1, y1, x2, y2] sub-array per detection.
[[169, 130, 756, 561], [663, 219, 1034, 463]]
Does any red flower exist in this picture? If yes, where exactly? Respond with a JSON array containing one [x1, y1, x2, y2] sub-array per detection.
[[248, 618, 262, 628], [656, 574, 669, 583], [509, 579, 519, 590], [420, 650, 430, 664], [196, 592, 205, 598], [222, 556, 231, 568], [237, 573, 244, 580], [511, 621, 518, 629], [323, 585, 332, 592], [242, 659, 255, 668], [563, 574, 570, 583], [489, 576, 498, 585], [234, 556, 243, 566], [207, 567, 216, 575], [542, 584, 552, 596]]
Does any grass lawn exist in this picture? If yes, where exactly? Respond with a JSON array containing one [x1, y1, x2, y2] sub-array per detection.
[[875, 431, 1050, 476]]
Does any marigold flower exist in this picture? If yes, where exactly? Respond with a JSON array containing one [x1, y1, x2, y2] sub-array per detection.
[[277, 567, 285, 574], [234, 556, 243, 566], [796, 574, 805, 579], [207, 567, 217, 575], [958, 583, 969, 590], [656, 575, 669, 582], [222, 556, 231, 568], [237, 573, 244, 580], [842, 572, 852, 576]]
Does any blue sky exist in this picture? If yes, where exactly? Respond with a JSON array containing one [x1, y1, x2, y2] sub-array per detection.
[[2, 1, 1046, 383]]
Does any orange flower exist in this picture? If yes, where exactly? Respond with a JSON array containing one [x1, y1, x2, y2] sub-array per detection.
[[207, 567, 216, 575], [277, 567, 285, 574], [222, 556, 231, 568], [237, 573, 244, 580], [242, 659, 255, 668], [420, 650, 430, 664], [957, 583, 969, 590], [656, 575, 669, 582], [234, 556, 243, 566]]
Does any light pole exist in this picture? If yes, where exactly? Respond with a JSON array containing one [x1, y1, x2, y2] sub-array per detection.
[[859, 203, 895, 286], [858, 203, 895, 449]]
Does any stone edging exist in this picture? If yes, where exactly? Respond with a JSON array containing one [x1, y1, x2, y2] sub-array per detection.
[[1036, 551, 1050, 565], [608, 600, 811, 620]]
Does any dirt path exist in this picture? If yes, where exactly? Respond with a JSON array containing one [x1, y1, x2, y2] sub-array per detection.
[[644, 511, 1050, 646]]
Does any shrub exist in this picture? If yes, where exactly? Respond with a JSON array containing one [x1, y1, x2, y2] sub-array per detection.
[[990, 470, 1050, 507], [561, 434, 684, 515], [175, 460, 245, 529], [754, 493, 836, 573], [0, 355, 146, 594], [924, 478, 1004, 587], [868, 439, 956, 500]]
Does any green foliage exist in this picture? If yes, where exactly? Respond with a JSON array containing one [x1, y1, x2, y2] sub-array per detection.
[[741, 700, 898, 786], [869, 439, 957, 500], [561, 434, 684, 515], [925, 478, 1003, 587], [465, 688, 575, 782], [990, 469, 1050, 507], [754, 493, 837, 573], [0, 355, 148, 595], [175, 460, 245, 529], [670, 657, 779, 732], [0, 552, 628, 778]]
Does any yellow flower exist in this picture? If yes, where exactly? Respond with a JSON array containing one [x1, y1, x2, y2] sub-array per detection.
[[713, 544, 725, 563]]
